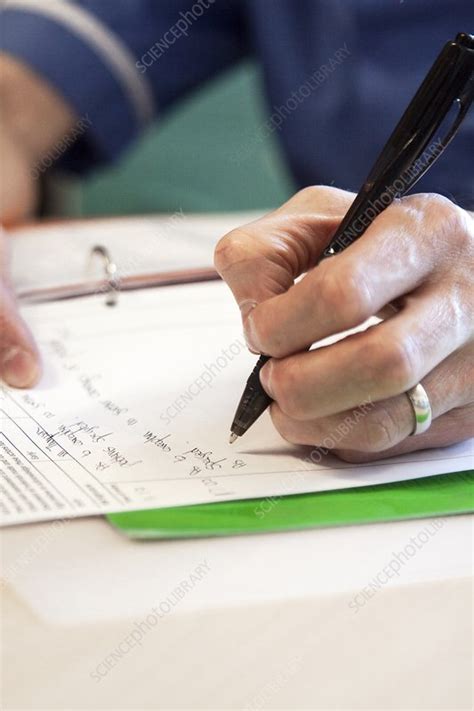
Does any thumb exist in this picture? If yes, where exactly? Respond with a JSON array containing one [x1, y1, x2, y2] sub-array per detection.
[[214, 185, 354, 335], [0, 228, 40, 388]]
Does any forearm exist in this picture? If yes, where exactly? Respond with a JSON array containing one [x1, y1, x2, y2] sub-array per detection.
[[0, 55, 76, 168]]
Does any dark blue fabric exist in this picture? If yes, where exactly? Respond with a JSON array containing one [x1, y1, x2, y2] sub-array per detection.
[[248, 0, 474, 205], [0, 0, 472, 206], [0, 8, 140, 167]]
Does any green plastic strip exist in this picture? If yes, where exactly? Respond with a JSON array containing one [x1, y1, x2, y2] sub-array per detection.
[[107, 470, 473, 539]]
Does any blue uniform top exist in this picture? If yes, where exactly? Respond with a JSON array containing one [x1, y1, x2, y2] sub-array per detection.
[[1, 0, 473, 207]]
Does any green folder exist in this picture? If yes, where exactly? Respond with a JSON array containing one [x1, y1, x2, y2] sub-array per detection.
[[107, 470, 473, 539]]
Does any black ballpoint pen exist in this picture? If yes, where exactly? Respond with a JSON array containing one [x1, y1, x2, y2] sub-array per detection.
[[229, 33, 474, 444], [229, 355, 272, 443]]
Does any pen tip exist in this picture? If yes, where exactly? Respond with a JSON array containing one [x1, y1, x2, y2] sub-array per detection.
[[229, 432, 238, 445]]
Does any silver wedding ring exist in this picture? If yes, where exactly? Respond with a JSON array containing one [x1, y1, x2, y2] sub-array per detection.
[[405, 383, 432, 436]]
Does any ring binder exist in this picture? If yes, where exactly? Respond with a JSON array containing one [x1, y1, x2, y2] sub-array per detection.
[[90, 245, 120, 306], [10, 214, 233, 305]]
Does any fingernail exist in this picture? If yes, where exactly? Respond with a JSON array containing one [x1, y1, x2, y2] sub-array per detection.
[[1, 347, 39, 388], [259, 360, 274, 397], [239, 299, 258, 319], [239, 300, 262, 353], [244, 311, 263, 354]]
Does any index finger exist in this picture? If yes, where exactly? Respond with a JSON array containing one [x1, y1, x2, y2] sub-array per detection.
[[244, 196, 452, 357], [214, 186, 353, 319]]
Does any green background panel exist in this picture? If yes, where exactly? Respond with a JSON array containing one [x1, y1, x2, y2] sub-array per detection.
[[70, 63, 294, 217]]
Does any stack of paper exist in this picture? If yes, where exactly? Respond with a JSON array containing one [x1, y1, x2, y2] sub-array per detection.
[[1, 216, 472, 532]]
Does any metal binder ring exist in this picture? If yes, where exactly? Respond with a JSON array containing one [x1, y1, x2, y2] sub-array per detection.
[[90, 245, 120, 306]]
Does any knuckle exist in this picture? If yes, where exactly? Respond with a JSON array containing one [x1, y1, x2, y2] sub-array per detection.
[[402, 192, 450, 216], [384, 337, 418, 391], [294, 185, 323, 203], [284, 185, 354, 225], [214, 228, 254, 274], [293, 184, 349, 206], [427, 194, 469, 246], [269, 359, 306, 419], [316, 261, 372, 327], [361, 332, 418, 394], [450, 205, 474, 253], [404, 193, 472, 252]]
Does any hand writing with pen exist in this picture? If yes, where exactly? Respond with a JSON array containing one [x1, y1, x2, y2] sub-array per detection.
[[215, 185, 474, 462]]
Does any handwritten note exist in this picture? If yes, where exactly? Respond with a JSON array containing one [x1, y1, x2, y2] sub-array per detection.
[[1, 282, 472, 526]]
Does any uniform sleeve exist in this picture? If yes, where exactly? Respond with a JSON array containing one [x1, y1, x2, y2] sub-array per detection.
[[0, 0, 247, 171]]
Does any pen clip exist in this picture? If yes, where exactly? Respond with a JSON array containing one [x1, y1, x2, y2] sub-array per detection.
[[399, 38, 474, 195], [434, 72, 474, 151], [367, 33, 474, 200], [323, 33, 473, 257]]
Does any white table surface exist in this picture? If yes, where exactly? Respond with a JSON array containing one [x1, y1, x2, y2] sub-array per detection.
[[4, 216, 472, 708], [1, 512, 472, 710]]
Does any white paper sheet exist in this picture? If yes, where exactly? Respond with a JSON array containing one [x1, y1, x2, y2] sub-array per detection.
[[1, 281, 472, 526]]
